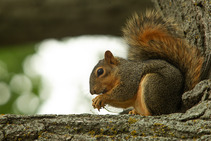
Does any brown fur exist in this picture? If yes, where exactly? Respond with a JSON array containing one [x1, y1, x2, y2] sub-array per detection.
[[123, 10, 204, 91], [133, 74, 151, 116]]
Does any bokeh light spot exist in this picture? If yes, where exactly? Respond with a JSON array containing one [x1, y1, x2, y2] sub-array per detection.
[[0, 82, 11, 105], [14, 93, 40, 114], [10, 74, 32, 94]]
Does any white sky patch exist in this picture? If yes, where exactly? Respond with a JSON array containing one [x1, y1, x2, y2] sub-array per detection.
[[24, 35, 128, 114]]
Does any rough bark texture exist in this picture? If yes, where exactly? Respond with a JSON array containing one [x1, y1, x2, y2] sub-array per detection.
[[0, 80, 210, 140]]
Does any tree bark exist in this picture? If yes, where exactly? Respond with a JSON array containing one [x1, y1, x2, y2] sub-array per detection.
[[0, 80, 210, 140]]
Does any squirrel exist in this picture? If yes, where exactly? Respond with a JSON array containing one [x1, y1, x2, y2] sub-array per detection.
[[89, 10, 204, 116]]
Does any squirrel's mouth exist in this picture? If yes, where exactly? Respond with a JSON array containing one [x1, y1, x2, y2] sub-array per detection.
[[90, 88, 107, 95], [95, 89, 108, 95]]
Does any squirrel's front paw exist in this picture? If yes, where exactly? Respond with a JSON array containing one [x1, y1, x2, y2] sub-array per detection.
[[92, 95, 106, 111], [129, 109, 139, 115]]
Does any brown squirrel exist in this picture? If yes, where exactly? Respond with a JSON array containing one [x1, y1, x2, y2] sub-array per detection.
[[89, 10, 204, 116]]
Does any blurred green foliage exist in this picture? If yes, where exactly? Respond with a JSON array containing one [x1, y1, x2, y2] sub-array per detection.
[[0, 44, 35, 73], [0, 43, 41, 114]]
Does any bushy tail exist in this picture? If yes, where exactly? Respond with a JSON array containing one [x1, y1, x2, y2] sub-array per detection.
[[122, 10, 204, 91]]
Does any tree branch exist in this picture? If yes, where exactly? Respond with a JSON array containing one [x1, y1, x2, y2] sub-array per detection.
[[0, 80, 210, 140]]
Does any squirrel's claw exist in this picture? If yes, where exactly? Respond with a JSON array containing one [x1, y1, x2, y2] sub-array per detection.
[[92, 95, 105, 110], [129, 109, 139, 115]]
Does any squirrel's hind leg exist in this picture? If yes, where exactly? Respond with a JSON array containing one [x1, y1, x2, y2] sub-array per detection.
[[141, 70, 183, 115]]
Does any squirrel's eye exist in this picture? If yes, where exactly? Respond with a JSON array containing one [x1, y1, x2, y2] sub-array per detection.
[[97, 68, 104, 77]]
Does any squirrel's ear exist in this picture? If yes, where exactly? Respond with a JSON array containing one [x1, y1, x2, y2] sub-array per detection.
[[104, 50, 119, 65]]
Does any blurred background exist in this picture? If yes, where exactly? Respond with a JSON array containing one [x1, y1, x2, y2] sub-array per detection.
[[0, 0, 154, 115]]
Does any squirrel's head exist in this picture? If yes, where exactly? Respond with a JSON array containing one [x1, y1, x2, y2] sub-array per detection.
[[89, 50, 120, 95]]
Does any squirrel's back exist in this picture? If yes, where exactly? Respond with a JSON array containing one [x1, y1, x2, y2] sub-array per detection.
[[122, 10, 204, 91]]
